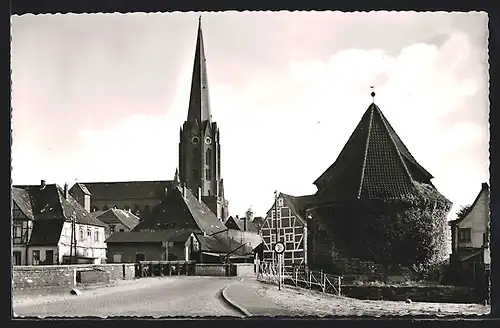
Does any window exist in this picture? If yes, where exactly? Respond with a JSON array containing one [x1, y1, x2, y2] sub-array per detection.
[[458, 228, 472, 243], [113, 253, 122, 263], [133, 205, 140, 216], [285, 233, 293, 242], [205, 168, 212, 180], [79, 228, 85, 241], [32, 250, 40, 266], [87, 228, 92, 238], [281, 207, 290, 217], [278, 198, 284, 207], [110, 225, 115, 234], [12, 251, 21, 266], [45, 250, 54, 265], [119, 229, 124, 232], [13, 221, 28, 244], [271, 234, 276, 243], [94, 231, 99, 242]]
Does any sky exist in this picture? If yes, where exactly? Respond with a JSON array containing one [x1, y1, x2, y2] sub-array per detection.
[[11, 11, 489, 219]]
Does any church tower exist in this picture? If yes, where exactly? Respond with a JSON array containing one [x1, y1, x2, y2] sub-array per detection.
[[178, 17, 228, 222]]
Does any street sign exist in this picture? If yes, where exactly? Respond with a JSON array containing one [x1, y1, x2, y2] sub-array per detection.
[[274, 241, 285, 254]]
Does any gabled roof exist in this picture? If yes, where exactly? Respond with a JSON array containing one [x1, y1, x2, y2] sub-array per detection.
[[133, 186, 226, 235], [195, 233, 237, 253], [70, 180, 173, 201], [313, 103, 437, 203], [75, 183, 91, 195], [28, 219, 65, 246], [106, 229, 194, 243], [224, 216, 259, 233], [93, 208, 141, 230], [12, 187, 34, 220], [449, 182, 489, 226], [12, 184, 105, 227], [281, 193, 315, 224]]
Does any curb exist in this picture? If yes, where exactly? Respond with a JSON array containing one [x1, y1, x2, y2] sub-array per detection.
[[220, 278, 253, 317]]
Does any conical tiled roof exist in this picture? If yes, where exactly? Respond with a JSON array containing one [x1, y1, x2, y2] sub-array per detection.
[[314, 103, 435, 203]]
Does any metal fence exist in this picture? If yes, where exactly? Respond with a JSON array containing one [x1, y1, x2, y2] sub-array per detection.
[[257, 261, 342, 295], [136, 260, 196, 277]]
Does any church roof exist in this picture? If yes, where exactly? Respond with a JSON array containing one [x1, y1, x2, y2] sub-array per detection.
[[133, 185, 226, 235], [187, 16, 212, 123], [70, 180, 173, 201], [313, 102, 437, 203]]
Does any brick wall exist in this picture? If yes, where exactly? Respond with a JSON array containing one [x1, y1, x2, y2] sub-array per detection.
[[12, 264, 135, 290]]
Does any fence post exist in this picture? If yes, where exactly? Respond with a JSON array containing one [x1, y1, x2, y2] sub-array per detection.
[[308, 270, 312, 288], [337, 276, 341, 296], [321, 271, 325, 293]]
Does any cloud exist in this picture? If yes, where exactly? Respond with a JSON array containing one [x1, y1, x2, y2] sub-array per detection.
[[11, 13, 488, 220]]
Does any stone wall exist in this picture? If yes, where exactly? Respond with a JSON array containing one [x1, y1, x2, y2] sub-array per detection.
[[194, 263, 234, 276], [234, 263, 255, 277], [341, 284, 481, 304], [12, 264, 136, 290]]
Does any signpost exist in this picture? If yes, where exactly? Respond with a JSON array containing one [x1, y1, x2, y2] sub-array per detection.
[[274, 241, 285, 291]]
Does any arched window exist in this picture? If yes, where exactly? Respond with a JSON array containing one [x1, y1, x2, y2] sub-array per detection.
[[206, 148, 212, 166], [103, 205, 109, 211], [133, 205, 140, 216]]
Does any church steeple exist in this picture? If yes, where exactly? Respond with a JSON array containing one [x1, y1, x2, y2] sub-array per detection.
[[187, 16, 212, 123]]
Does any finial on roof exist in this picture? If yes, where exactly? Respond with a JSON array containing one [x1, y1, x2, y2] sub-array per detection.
[[370, 85, 376, 103], [198, 15, 202, 24]]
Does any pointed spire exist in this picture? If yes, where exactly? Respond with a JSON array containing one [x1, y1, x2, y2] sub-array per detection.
[[187, 16, 212, 123]]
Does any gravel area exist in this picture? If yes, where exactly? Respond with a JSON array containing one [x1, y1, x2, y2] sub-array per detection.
[[257, 282, 490, 317], [13, 276, 243, 318]]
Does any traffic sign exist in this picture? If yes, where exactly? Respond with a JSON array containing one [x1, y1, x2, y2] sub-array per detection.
[[274, 241, 285, 254]]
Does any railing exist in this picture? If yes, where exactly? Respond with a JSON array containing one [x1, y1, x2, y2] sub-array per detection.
[[257, 261, 342, 296], [136, 260, 196, 278]]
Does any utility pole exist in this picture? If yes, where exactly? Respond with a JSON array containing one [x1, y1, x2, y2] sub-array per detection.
[[72, 212, 77, 264]]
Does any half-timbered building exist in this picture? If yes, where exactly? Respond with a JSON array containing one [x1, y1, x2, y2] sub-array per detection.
[[260, 193, 314, 267]]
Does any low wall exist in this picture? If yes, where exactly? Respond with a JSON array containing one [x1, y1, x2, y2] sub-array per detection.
[[341, 284, 481, 304], [234, 263, 256, 277], [13, 264, 136, 290], [194, 263, 234, 277]]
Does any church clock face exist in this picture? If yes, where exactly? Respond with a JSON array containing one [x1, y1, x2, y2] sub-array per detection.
[[192, 136, 200, 144], [205, 137, 212, 145]]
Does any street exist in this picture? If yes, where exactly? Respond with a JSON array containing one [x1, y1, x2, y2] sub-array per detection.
[[13, 276, 244, 318]]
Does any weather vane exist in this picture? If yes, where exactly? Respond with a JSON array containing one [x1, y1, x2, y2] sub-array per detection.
[[370, 85, 376, 103]]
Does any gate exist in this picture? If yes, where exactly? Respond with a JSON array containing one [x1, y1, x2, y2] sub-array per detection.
[[257, 261, 342, 296]]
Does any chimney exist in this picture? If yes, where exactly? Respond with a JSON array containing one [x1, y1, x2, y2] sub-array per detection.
[[243, 216, 247, 232], [40, 180, 46, 190], [64, 182, 69, 199], [198, 187, 202, 202]]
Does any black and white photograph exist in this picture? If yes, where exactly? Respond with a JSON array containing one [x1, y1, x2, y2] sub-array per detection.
[[11, 11, 490, 317]]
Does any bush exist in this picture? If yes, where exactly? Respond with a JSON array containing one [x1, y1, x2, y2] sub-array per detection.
[[313, 193, 452, 275]]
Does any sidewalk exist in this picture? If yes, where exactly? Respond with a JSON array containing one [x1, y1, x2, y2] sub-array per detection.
[[222, 278, 297, 317]]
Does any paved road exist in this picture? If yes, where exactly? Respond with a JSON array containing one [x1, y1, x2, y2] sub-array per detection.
[[13, 276, 244, 318]]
